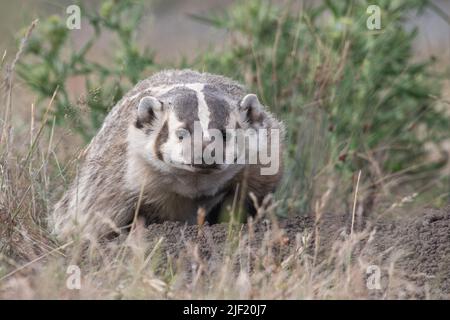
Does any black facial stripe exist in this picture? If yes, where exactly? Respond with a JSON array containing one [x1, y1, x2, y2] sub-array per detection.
[[160, 87, 199, 128], [155, 120, 169, 161], [203, 85, 230, 129]]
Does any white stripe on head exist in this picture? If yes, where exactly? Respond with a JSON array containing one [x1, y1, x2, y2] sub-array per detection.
[[185, 83, 210, 139]]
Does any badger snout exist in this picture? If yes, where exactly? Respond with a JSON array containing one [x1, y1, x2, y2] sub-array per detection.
[[191, 163, 220, 170]]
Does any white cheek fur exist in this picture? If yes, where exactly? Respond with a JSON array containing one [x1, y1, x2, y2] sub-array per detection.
[[161, 136, 185, 164], [127, 122, 168, 174]]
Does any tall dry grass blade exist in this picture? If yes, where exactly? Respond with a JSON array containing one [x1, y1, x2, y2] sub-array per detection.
[[0, 240, 72, 283], [350, 170, 362, 236], [21, 86, 59, 173], [130, 177, 147, 233], [1, 19, 38, 150]]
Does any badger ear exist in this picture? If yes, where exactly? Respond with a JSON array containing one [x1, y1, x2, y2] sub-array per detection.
[[137, 96, 162, 125], [239, 94, 264, 125]]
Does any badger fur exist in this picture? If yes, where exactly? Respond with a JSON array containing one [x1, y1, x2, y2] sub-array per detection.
[[50, 70, 284, 241]]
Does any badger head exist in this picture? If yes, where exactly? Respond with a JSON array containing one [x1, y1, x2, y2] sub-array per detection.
[[128, 83, 272, 177]]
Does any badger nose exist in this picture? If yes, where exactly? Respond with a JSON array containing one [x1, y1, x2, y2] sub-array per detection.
[[192, 153, 218, 168], [191, 163, 219, 170]]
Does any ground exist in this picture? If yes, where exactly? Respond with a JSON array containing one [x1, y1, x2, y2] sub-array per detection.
[[145, 206, 450, 299], [0, 206, 449, 299]]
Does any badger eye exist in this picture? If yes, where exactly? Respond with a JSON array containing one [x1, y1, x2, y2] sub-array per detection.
[[176, 129, 188, 141]]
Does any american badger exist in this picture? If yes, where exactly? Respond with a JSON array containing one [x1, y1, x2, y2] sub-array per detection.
[[51, 69, 284, 240]]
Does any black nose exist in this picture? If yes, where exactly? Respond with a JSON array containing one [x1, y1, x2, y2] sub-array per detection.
[[191, 163, 219, 170]]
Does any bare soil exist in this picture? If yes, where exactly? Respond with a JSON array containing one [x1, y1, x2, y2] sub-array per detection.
[[145, 206, 450, 299]]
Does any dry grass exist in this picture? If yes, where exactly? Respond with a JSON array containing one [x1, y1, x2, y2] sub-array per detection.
[[0, 105, 416, 300], [0, 211, 414, 299]]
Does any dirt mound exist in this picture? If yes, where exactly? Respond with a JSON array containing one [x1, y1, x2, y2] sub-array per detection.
[[145, 206, 450, 298], [369, 208, 450, 298]]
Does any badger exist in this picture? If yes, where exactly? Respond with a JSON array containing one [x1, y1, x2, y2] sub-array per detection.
[[50, 69, 284, 241]]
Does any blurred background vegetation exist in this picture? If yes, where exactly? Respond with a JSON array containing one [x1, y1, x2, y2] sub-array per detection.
[[2, 0, 450, 220]]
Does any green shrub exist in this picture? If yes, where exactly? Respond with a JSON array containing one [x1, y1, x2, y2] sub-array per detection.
[[17, 0, 156, 140], [196, 0, 449, 214]]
